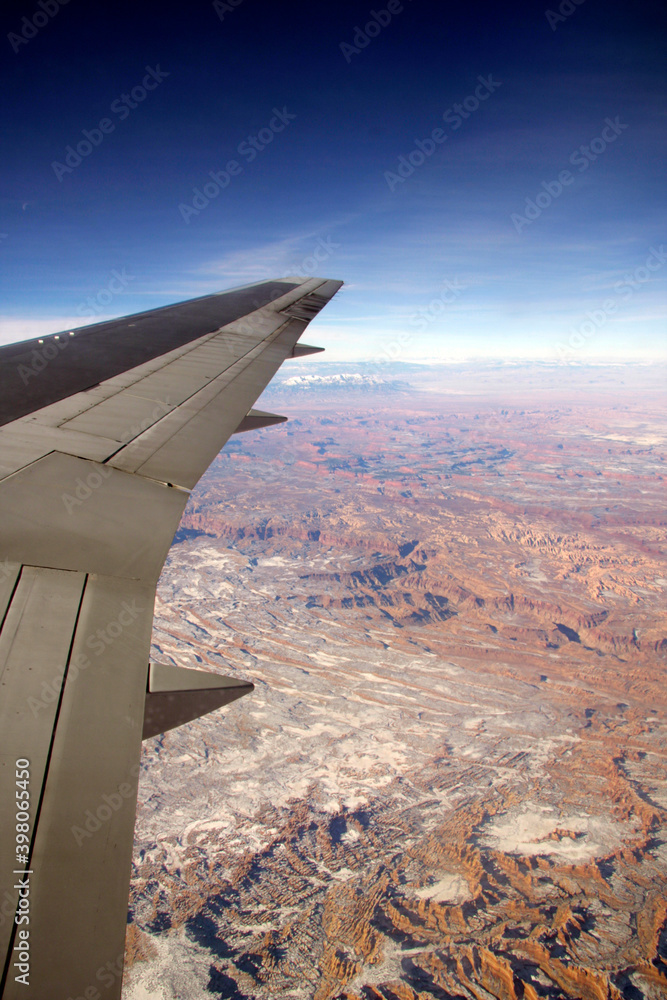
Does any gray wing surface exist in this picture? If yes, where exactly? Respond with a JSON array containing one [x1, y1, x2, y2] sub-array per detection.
[[0, 276, 342, 998]]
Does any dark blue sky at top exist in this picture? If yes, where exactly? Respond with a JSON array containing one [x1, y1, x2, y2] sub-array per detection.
[[1, 0, 665, 361]]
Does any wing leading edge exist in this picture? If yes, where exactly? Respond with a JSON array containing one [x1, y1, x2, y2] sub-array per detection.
[[0, 276, 343, 998]]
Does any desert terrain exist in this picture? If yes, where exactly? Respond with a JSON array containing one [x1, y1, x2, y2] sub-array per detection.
[[122, 362, 666, 1000]]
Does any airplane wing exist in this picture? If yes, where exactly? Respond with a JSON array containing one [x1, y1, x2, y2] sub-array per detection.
[[0, 276, 343, 998]]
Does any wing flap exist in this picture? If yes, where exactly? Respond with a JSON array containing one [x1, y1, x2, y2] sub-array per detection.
[[1, 575, 154, 999], [0, 567, 86, 969], [0, 425, 122, 480], [0, 453, 188, 581]]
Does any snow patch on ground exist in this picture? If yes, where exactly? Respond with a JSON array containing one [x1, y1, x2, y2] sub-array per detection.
[[415, 874, 471, 903], [478, 802, 640, 861]]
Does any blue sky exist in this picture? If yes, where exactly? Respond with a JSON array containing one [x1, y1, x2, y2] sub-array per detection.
[[1, 0, 665, 362]]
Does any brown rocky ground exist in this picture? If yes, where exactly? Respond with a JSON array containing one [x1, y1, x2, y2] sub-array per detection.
[[122, 364, 666, 1000]]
